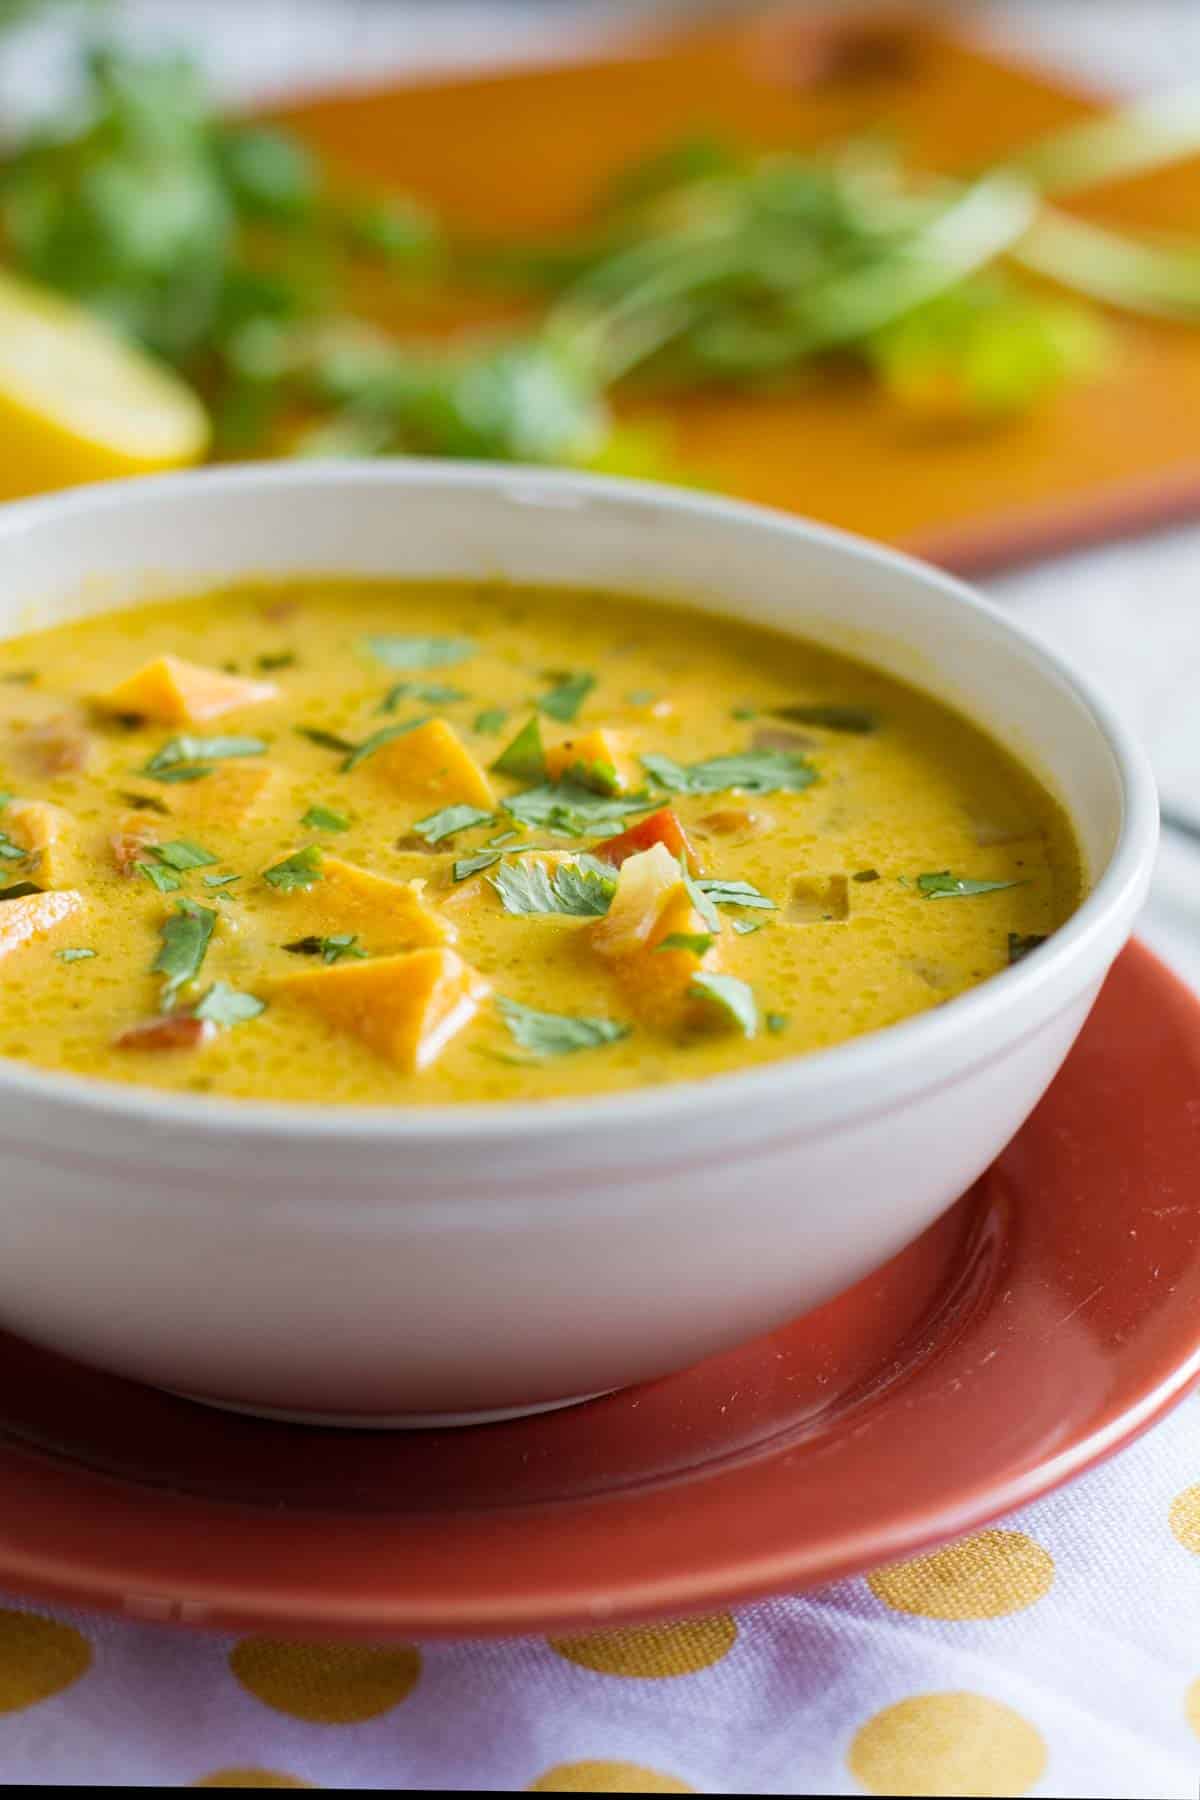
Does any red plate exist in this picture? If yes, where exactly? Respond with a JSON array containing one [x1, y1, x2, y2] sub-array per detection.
[[0, 939, 1197, 1639]]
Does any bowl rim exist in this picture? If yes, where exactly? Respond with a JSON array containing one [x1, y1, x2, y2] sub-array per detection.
[[0, 459, 1159, 1142]]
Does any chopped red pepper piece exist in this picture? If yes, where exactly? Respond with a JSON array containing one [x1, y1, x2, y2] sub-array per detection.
[[593, 807, 700, 874]]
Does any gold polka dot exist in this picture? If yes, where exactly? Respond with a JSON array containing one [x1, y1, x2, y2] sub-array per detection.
[[193, 1773, 313, 1790], [848, 1693, 1046, 1797], [528, 1762, 693, 1794], [1185, 1677, 1200, 1738], [867, 1530, 1055, 1620], [1170, 1484, 1200, 1551], [229, 1639, 421, 1724], [0, 1611, 91, 1712], [548, 1614, 736, 1679]]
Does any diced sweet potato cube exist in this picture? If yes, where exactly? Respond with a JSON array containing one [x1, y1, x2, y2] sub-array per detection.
[[544, 728, 641, 795], [97, 655, 279, 726], [0, 888, 83, 961], [590, 843, 684, 959], [785, 874, 850, 923], [368, 719, 495, 810], [591, 845, 721, 1030], [274, 946, 491, 1071], [4, 800, 75, 886], [166, 762, 277, 829], [266, 854, 455, 954]]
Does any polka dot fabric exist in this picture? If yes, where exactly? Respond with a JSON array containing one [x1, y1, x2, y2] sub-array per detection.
[[3, 1394, 1200, 1793]]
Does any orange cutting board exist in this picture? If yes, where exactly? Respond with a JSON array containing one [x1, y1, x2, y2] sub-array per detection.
[[265, 5, 1200, 575]]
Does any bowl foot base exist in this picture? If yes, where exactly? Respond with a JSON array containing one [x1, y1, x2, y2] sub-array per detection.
[[167, 1388, 612, 1430]]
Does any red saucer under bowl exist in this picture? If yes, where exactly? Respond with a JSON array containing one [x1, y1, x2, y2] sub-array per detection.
[[0, 938, 1196, 1639]]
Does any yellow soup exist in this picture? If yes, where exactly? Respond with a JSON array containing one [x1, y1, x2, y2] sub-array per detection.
[[0, 578, 1081, 1105]]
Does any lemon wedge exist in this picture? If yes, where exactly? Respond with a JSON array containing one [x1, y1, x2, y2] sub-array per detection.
[[0, 267, 210, 500]]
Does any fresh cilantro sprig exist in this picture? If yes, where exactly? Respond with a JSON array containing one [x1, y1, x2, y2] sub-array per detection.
[[496, 995, 630, 1058], [917, 871, 1026, 899], [642, 748, 817, 797]]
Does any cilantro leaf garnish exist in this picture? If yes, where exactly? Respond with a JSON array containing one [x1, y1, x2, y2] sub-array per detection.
[[282, 933, 368, 964], [504, 781, 651, 838], [641, 748, 816, 796], [194, 981, 266, 1025], [689, 971, 758, 1037], [917, 871, 1026, 899], [152, 899, 216, 1003], [141, 735, 267, 782], [56, 947, 97, 963], [731, 917, 766, 936], [496, 995, 630, 1058], [682, 864, 721, 934], [453, 850, 504, 882], [361, 635, 475, 670], [537, 671, 595, 723], [341, 717, 430, 773], [491, 716, 546, 781], [0, 832, 26, 864], [301, 804, 350, 832], [411, 803, 495, 845], [264, 846, 324, 891], [202, 873, 241, 889], [380, 680, 467, 712], [473, 707, 508, 735], [852, 868, 881, 883], [696, 878, 776, 911], [489, 854, 616, 917], [147, 839, 219, 871], [256, 651, 296, 671], [771, 703, 878, 733], [137, 860, 182, 894], [658, 931, 715, 956], [295, 724, 358, 754], [119, 791, 171, 814], [0, 882, 43, 901], [1008, 931, 1048, 964]]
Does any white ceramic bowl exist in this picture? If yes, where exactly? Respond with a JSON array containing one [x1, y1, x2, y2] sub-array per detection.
[[0, 464, 1157, 1426]]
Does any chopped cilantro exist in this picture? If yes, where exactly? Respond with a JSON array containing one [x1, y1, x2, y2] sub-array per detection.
[[194, 981, 266, 1025], [658, 931, 715, 956], [489, 855, 616, 917], [771, 703, 878, 733], [504, 781, 651, 837], [148, 840, 218, 871], [473, 707, 508, 735], [917, 871, 1026, 899], [696, 878, 776, 911], [137, 859, 182, 894], [538, 671, 595, 723], [0, 832, 26, 863], [411, 803, 495, 845], [0, 881, 43, 901], [301, 804, 350, 832], [282, 933, 368, 964], [689, 971, 758, 1037], [141, 734, 267, 782], [295, 724, 357, 754], [263, 846, 324, 891], [342, 717, 430, 773], [642, 748, 816, 796], [361, 634, 475, 670], [1008, 931, 1048, 964], [492, 716, 546, 781], [55, 947, 96, 963], [453, 850, 504, 882], [682, 864, 721, 933], [202, 872, 241, 889], [256, 651, 296, 671], [731, 917, 766, 935], [380, 680, 467, 712], [496, 995, 630, 1058], [852, 868, 881, 883], [152, 900, 216, 1003]]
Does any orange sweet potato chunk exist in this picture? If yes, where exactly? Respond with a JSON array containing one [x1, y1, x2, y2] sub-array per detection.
[[369, 719, 495, 810], [591, 844, 720, 1030], [274, 946, 491, 1070], [269, 854, 454, 953], [0, 889, 84, 961], [165, 762, 277, 829], [97, 655, 279, 725], [544, 727, 641, 795]]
